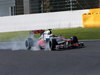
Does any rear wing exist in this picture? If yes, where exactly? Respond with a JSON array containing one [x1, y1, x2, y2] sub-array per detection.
[[31, 30, 45, 34]]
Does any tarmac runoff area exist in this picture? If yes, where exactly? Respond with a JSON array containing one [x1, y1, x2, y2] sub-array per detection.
[[0, 40, 100, 75]]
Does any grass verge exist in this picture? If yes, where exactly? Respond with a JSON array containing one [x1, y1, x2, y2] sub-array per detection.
[[0, 31, 29, 42], [53, 27, 100, 40], [0, 27, 100, 41]]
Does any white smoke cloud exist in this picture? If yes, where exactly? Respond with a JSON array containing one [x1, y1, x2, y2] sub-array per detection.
[[0, 33, 51, 51]]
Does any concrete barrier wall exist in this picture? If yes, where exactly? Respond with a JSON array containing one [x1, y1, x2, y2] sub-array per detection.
[[0, 10, 89, 32], [83, 8, 100, 27]]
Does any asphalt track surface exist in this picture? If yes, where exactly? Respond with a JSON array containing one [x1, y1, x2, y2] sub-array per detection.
[[0, 40, 100, 75]]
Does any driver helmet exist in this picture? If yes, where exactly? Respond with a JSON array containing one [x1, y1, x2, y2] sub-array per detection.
[[44, 30, 50, 35]]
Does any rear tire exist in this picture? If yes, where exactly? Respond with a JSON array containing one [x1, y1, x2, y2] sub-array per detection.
[[49, 39, 57, 51], [25, 38, 33, 50]]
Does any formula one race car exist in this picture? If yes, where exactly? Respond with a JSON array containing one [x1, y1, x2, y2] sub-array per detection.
[[25, 30, 84, 50]]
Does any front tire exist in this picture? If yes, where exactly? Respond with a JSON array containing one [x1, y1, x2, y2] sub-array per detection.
[[79, 42, 85, 48], [71, 36, 78, 43]]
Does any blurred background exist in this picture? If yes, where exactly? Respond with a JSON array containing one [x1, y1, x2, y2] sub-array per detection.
[[0, 0, 99, 16]]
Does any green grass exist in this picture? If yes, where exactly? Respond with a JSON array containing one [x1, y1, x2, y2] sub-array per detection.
[[0, 27, 100, 41], [52, 27, 100, 40], [0, 31, 29, 42]]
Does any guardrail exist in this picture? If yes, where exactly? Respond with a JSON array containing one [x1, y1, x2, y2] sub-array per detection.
[[0, 10, 89, 32]]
